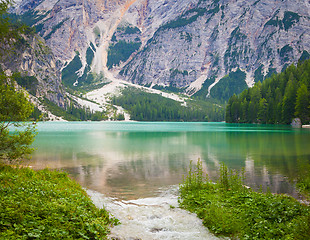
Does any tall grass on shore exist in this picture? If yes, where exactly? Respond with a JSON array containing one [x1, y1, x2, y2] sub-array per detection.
[[0, 164, 118, 239], [179, 160, 310, 239]]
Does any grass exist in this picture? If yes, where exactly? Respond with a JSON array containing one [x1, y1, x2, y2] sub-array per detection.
[[0, 164, 118, 239], [179, 160, 310, 239], [296, 162, 310, 199]]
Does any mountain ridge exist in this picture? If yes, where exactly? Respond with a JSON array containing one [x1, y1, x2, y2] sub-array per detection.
[[10, 0, 310, 102]]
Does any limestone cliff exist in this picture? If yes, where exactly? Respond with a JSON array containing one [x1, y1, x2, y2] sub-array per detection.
[[12, 0, 310, 100], [0, 30, 67, 108]]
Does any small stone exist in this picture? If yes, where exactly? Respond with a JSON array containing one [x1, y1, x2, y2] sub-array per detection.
[[291, 118, 302, 128]]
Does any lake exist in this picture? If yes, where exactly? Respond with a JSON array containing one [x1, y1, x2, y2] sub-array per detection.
[[28, 122, 310, 200]]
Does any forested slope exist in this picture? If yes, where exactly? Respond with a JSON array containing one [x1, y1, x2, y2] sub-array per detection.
[[226, 59, 310, 124], [112, 88, 224, 122]]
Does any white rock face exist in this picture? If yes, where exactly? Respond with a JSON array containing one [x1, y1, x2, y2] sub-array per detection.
[[0, 32, 67, 108], [13, 0, 310, 97], [121, 0, 310, 94]]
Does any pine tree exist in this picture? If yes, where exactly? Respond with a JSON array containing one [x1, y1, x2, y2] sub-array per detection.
[[258, 98, 268, 123], [282, 79, 297, 124], [295, 83, 309, 124]]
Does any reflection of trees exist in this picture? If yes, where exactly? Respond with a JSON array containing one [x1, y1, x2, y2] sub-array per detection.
[[223, 131, 310, 179], [185, 130, 310, 196], [30, 125, 310, 198]]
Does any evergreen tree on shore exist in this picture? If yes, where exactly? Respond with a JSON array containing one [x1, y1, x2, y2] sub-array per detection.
[[226, 59, 310, 124]]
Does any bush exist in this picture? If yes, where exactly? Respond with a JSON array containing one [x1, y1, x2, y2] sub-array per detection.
[[179, 160, 310, 239], [0, 74, 36, 163], [107, 41, 141, 69], [0, 165, 118, 239]]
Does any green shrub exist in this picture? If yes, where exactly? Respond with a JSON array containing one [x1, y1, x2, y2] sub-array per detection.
[[44, 18, 68, 40], [41, 97, 108, 121], [13, 74, 39, 96], [210, 68, 247, 102], [179, 160, 310, 239], [107, 41, 141, 69], [0, 165, 118, 239], [61, 54, 82, 87]]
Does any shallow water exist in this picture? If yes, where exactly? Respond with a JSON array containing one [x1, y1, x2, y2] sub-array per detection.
[[87, 188, 221, 240]]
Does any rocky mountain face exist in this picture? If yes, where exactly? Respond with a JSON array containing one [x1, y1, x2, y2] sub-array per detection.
[[0, 29, 67, 108], [12, 0, 310, 101]]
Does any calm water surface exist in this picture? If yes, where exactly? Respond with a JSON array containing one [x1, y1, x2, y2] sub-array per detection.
[[29, 122, 310, 199]]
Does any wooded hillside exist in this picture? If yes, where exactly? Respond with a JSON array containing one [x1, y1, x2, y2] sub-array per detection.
[[226, 59, 310, 124]]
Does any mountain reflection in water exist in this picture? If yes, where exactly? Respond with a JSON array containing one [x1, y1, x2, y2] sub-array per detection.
[[29, 122, 310, 199]]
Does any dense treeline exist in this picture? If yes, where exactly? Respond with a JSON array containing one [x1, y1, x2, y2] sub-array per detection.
[[226, 59, 310, 124], [112, 88, 224, 121], [42, 98, 108, 121]]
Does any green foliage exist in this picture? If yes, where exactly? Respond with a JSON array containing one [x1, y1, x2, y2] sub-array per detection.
[[160, 9, 205, 30], [61, 54, 82, 87], [107, 40, 141, 69], [280, 44, 293, 63], [0, 74, 36, 163], [13, 73, 39, 96], [265, 11, 300, 31], [115, 113, 125, 121], [62, 53, 107, 91], [86, 46, 95, 66], [182, 159, 206, 192], [152, 84, 185, 94], [159, 3, 219, 31], [61, 51, 104, 91], [254, 64, 264, 83], [44, 18, 68, 40], [265, 67, 277, 79], [0, 165, 118, 239], [299, 50, 310, 62], [9, 9, 50, 33], [192, 76, 216, 99], [265, 16, 283, 28], [226, 60, 310, 124], [169, 68, 188, 79], [296, 162, 310, 199], [295, 83, 309, 122], [112, 87, 224, 121], [123, 26, 141, 34], [210, 68, 247, 102], [0, 1, 37, 163], [0, 1, 29, 56], [179, 161, 310, 239], [29, 106, 42, 121], [61, 45, 98, 91], [41, 98, 108, 121], [72, 80, 110, 94], [283, 11, 300, 31]]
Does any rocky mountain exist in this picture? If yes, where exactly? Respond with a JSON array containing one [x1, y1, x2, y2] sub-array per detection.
[[0, 27, 67, 109], [11, 0, 310, 101]]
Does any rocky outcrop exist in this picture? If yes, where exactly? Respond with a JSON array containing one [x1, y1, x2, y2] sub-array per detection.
[[291, 118, 302, 128], [0, 32, 67, 107], [121, 0, 310, 96], [12, 0, 310, 100]]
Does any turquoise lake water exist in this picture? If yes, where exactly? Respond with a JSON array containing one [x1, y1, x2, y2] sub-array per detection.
[[28, 122, 310, 199]]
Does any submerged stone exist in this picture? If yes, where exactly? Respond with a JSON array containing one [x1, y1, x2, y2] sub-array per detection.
[[291, 118, 302, 128]]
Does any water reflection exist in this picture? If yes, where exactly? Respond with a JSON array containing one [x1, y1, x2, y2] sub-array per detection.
[[29, 122, 310, 199]]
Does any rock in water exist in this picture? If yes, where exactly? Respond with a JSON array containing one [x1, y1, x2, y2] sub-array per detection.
[[291, 118, 302, 128]]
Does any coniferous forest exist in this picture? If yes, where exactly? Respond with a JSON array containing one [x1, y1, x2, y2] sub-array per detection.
[[226, 59, 310, 124], [112, 87, 224, 122]]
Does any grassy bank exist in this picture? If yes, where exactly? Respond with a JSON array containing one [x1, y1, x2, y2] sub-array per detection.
[[0, 165, 118, 239], [179, 160, 310, 239]]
